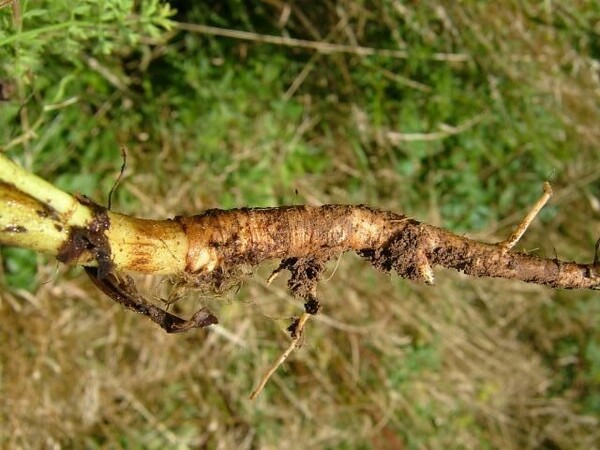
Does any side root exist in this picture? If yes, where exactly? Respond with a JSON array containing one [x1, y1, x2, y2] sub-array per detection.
[[85, 267, 218, 333]]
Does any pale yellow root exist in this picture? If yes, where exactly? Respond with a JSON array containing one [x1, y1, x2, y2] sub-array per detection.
[[499, 182, 553, 251], [249, 312, 311, 400]]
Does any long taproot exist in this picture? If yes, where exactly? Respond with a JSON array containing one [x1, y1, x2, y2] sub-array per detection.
[[1, 153, 599, 290], [103, 205, 600, 290]]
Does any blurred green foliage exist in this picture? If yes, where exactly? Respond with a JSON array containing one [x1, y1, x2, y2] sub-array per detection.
[[0, 247, 38, 291], [3, 1, 597, 228]]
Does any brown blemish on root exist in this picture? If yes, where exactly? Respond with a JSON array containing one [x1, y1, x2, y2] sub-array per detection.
[[65, 200, 216, 332], [426, 227, 600, 289], [304, 295, 321, 315], [276, 257, 327, 299], [35, 204, 60, 221], [287, 317, 301, 338], [107, 215, 188, 274], [175, 205, 408, 323], [84, 201, 600, 337], [57, 197, 112, 277], [270, 257, 326, 313], [2, 225, 27, 233], [0, 181, 58, 219]]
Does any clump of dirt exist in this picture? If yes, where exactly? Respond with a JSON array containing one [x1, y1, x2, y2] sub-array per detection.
[[273, 257, 328, 313], [358, 224, 435, 284], [278, 257, 327, 298]]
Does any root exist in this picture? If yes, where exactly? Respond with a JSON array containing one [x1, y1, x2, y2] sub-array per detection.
[[498, 181, 553, 251], [4, 154, 595, 292], [249, 312, 312, 401], [85, 267, 218, 333], [171, 201, 599, 292], [2, 154, 599, 399]]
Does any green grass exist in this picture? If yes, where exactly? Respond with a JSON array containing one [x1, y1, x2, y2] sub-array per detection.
[[1, 1, 600, 448]]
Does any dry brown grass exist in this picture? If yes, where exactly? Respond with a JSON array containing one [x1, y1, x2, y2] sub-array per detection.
[[3, 229, 599, 448]]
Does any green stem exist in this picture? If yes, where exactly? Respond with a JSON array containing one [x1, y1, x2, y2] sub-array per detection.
[[0, 154, 93, 255], [0, 154, 187, 273]]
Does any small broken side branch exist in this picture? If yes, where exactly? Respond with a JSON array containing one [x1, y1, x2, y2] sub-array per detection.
[[84, 267, 217, 333]]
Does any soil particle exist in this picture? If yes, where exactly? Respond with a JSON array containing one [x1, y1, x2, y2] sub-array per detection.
[[304, 295, 321, 315], [287, 317, 301, 338]]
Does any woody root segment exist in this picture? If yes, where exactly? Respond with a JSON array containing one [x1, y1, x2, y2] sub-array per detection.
[[1, 155, 599, 396]]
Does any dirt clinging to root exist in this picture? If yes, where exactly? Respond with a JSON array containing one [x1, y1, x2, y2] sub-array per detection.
[[51, 200, 600, 333], [275, 257, 327, 314], [359, 222, 436, 284], [179, 205, 599, 307]]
